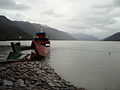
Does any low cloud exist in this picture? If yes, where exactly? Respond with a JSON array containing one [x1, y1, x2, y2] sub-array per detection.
[[41, 10, 63, 18], [0, 0, 29, 10], [114, 0, 120, 6], [94, 0, 120, 10]]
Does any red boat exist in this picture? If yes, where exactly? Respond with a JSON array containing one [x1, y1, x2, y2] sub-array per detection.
[[31, 32, 50, 57], [7, 31, 50, 61]]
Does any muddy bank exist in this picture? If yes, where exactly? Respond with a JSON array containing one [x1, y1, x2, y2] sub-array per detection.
[[0, 61, 85, 90]]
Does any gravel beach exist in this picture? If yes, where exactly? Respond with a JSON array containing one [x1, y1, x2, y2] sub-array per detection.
[[0, 60, 85, 90]]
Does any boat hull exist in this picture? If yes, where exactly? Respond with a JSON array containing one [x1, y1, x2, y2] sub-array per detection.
[[34, 43, 50, 57]]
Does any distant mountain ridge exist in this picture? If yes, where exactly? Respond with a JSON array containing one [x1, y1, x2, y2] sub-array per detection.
[[0, 15, 99, 41], [14, 21, 75, 40], [0, 15, 75, 40], [0, 15, 32, 40], [70, 33, 99, 41], [104, 32, 120, 41]]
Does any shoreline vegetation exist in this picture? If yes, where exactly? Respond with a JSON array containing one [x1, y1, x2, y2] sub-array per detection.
[[0, 60, 85, 90]]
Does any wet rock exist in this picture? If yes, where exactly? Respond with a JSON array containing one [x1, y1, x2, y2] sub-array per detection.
[[48, 82, 56, 87], [65, 81, 74, 87], [3, 79, 13, 86], [0, 78, 3, 85], [23, 73, 28, 78], [10, 77, 15, 82], [31, 74, 39, 80], [0, 61, 85, 90], [15, 79, 26, 86], [24, 79, 30, 86], [35, 81, 42, 86], [0, 67, 6, 71]]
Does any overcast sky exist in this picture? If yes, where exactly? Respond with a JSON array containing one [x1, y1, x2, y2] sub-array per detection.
[[0, 0, 120, 39]]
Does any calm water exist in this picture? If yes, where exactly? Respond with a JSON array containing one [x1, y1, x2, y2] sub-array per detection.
[[0, 41, 120, 90]]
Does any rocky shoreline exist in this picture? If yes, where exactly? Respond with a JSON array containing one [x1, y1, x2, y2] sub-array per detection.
[[0, 60, 85, 90]]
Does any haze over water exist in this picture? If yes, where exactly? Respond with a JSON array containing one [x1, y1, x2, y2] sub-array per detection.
[[0, 41, 120, 90]]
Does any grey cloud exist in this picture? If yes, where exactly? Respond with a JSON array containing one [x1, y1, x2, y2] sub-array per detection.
[[41, 10, 63, 17], [86, 16, 117, 32], [0, 0, 29, 10], [69, 26, 90, 29], [85, 16, 116, 27], [94, 0, 120, 9], [66, 10, 118, 38], [68, 13, 116, 30], [89, 0, 120, 31], [114, 0, 120, 6], [42, 10, 56, 16]]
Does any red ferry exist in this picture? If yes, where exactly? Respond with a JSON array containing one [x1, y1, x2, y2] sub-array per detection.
[[7, 31, 50, 61], [31, 31, 50, 57]]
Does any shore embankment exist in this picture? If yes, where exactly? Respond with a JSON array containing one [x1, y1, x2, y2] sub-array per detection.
[[0, 60, 85, 90]]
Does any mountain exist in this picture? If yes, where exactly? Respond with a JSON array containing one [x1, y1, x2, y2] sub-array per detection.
[[14, 21, 37, 37], [0, 15, 75, 40], [70, 33, 99, 41], [33, 24, 75, 40], [0, 15, 98, 41], [14, 21, 75, 40], [104, 32, 120, 41], [0, 15, 32, 40]]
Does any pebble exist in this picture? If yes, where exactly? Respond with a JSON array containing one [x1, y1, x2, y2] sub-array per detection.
[[0, 67, 6, 71], [15, 79, 26, 86], [3, 79, 13, 86], [48, 82, 56, 87], [0, 61, 85, 90]]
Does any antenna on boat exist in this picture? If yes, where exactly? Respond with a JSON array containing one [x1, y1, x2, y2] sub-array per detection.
[[40, 28, 43, 32], [19, 36, 21, 43], [38, 28, 43, 32], [37, 28, 43, 32]]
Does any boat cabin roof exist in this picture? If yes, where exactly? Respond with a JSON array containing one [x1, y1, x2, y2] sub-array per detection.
[[36, 32, 46, 35]]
